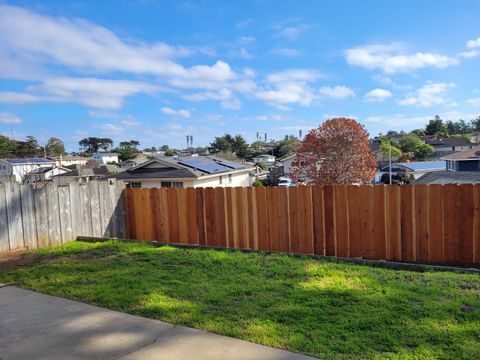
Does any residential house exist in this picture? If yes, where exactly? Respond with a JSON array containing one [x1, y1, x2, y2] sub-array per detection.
[[252, 154, 276, 166], [114, 156, 255, 188], [442, 147, 480, 171], [414, 171, 480, 184], [91, 152, 119, 165], [370, 142, 400, 169], [380, 161, 446, 179], [51, 164, 116, 186], [0, 158, 55, 183], [422, 136, 473, 157], [278, 154, 296, 176], [24, 166, 71, 184], [119, 155, 149, 170], [47, 155, 88, 167]]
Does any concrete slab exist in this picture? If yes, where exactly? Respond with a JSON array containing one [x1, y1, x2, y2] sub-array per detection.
[[0, 287, 316, 360]]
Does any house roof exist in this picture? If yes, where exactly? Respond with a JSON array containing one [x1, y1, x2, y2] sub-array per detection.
[[278, 153, 296, 162], [423, 136, 470, 147], [1, 158, 54, 165], [414, 171, 480, 184], [381, 161, 445, 172], [27, 166, 70, 175], [47, 155, 87, 161], [92, 152, 118, 157], [441, 147, 480, 160], [114, 156, 254, 181]]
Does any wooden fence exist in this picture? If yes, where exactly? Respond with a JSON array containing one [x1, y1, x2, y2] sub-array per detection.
[[124, 185, 480, 266], [0, 180, 125, 252]]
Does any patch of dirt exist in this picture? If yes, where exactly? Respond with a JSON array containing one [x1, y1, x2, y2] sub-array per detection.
[[0, 250, 42, 272], [460, 304, 477, 313]]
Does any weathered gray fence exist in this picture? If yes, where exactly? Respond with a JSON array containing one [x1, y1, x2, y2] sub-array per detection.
[[0, 180, 125, 252]]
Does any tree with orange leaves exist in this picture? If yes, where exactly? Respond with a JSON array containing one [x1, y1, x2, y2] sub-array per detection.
[[291, 118, 376, 185]]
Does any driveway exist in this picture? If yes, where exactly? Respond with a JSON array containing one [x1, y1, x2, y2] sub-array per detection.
[[0, 285, 315, 360]]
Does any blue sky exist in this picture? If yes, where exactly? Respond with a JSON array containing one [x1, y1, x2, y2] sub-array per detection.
[[1, 0, 480, 151]]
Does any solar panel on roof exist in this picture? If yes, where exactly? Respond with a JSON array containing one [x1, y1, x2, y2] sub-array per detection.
[[404, 161, 445, 171], [179, 159, 231, 174], [214, 159, 245, 169]]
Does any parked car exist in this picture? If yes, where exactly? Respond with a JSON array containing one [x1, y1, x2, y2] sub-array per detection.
[[278, 177, 293, 186]]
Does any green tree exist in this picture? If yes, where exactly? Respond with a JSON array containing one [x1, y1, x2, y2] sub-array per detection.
[[273, 135, 300, 158], [79, 137, 113, 153], [410, 129, 425, 137], [425, 116, 448, 136], [45, 137, 65, 156], [0, 135, 16, 158], [209, 134, 249, 159], [164, 148, 175, 156], [115, 140, 140, 161], [413, 143, 434, 160], [471, 116, 480, 131], [398, 134, 422, 153]]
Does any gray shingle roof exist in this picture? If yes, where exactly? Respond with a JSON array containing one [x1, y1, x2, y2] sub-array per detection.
[[414, 171, 480, 184]]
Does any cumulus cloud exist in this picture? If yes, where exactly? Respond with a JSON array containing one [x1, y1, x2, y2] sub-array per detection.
[[467, 36, 480, 49], [183, 88, 242, 109], [345, 44, 458, 73], [466, 97, 480, 106], [398, 82, 455, 107], [0, 77, 160, 109], [161, 107, 191, 118], [364, 88, 392, 102], [319, 86, 355, 99], [0, 112, 22, 124], [270, 48, 302, 57], [276, 24, 312, 41]]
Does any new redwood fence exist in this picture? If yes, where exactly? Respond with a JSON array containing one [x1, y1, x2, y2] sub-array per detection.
[[124, 185, 480, 267]]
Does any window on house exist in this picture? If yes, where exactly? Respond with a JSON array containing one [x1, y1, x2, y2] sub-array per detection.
[[128, 182, 142, 188], [219, 176, 223, 184], [161, 181, 172, 187], [228, 174, 232, 184], [172, 182, 183, 188]]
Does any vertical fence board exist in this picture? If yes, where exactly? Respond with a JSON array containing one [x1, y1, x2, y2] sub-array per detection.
[[88, 182, 102, 238], [444, 185, 460, 264], [159, 188, 170, 243], [428, 185, 444, 264], [288, 187, 300, 253], [123, 188, 134, 239], [225, 187, 234, 248], [347, 186, 361, 258], [204, 188, 216, 246], [266, 187, 280, 251], [97, 182, 111, 238], [213, 188, 227, 247], [235, 187, 248, 249], [20, 184, 37, 249], [400, 186, 415, 262], [312, 186, 325, 256], [359, 186, 375, 259], [186, 188, 198, 244], [385, 186, 401, 261], [176, 188, 188, 244], [373, 186, 387, 259], [34, 187, 49, 248], [5, 182, 24, 249], [415, 185, 429, 263], [459, 184, 474, 264], [323, 185, 336, 256], [247, 187, 256, 249], [69, 182, 82, 239], [58, 185, 73, 243], [255, 187, 269, 251], [142, 188, 155, 241], [46, 184, 61, 246], [195, 188, 206, 246], [150, 188, 161, 241], [79, 184, 93, 237], [0, 184, 10, 251], [334, 186, 349, 257], [299, 186, 314, 254], [474, 185, 480, 265], [166, 188, 179, 244]]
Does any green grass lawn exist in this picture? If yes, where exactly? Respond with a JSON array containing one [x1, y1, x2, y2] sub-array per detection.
[[0, 240, 479, 359]]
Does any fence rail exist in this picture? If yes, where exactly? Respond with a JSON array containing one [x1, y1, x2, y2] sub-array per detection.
[[0, 180, 125, 252], [124, 185, 480, 266]]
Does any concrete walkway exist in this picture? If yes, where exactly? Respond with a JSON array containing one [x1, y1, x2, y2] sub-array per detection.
[[0, 285, 315, 360]]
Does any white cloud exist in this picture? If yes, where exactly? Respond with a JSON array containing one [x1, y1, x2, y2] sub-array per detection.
[[276, 24, 312, 41], [229, 48, 253, 60], [319, 86, 355, 99], [345, 44, 458, 73], [398, 82, 455, 107], [267, 69, 323, 84], [458, 50, 480, 58], [161, 107, 191, 118], [365, 111, 478, 129], [183, 88, 241, 110], [92, 123, 125, 135], [255, 114, 288, 121], [256, 83, 315, 108], [364, 88, 392, 102], [0, 112, 22, 124], [467, 36, 480, 49], [270, 48, 302, 57], [0, 78, 159, 109], [466, 97, 480, 106]]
